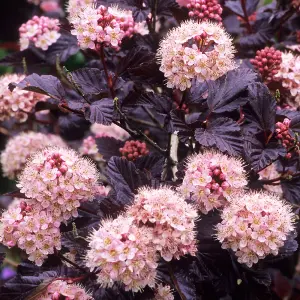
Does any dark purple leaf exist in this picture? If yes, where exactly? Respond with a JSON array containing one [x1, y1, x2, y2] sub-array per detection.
[[290, 115, 300, 133], [9, 73, 65, 101], [195, 117, 242, 156], [207, 68, 257, 113], [70, 68, 107, 96], [84, 98, 114, 125], [281, 176, 300, 205], [243, 83, 276, 136], [224, 1, 244, 16], [244, 134, 286, 172], [44, 30, 79, 64], [134, 153, 165, 178], [96, 137, 125, 160]]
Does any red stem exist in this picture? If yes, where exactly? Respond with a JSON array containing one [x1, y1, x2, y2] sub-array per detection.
[[240, 0, 253, 34]]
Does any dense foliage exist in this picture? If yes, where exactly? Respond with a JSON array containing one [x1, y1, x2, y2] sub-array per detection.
[[0, 0, 300, 299]]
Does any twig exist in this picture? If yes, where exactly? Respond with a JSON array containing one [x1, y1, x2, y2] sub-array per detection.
[[151, 0, 158, 34], [3, 257, 19, 268], [167, 263, 186, 300], [56, 252, 88, 273], [141, 106, 164, 129], [240, 0, 253, 34]]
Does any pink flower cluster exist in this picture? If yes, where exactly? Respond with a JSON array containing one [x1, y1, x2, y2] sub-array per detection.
[[91, 123, 130, 140], [180, 151, 247, 214], [0, 199, 61, 266], [119, 140, 149, 161], [250, 47, 282, 84], [258, 163, 283, 195], [86, 215, 158, 292], [86, 187, 197, 291], [275, 52, 300, 105], [79, 135, 103, 161], [154, 284, 174, 300], [1, 132, 66, 180], [127, 188, 198, 261], [157, 21, 236, 91], [0, 74, 47, 123], [37, 280, 92, 299], [17, 147, 100, 223], [292, 0, 300, 11], [69, 5, 135, 50], [216, 192, 295, 267], [19, 16, 61, 51], [186, 0, 223, 23]]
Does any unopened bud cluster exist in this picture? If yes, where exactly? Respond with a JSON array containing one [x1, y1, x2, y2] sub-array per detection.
[[37, 280, 92, 299], [250, 47, 282, 84], [187, 0, 223, 23], [119, 140, 149, 161], [275, 118, 299, 158], [86, 187, 198, 292], [0, 74, 47, 123], [180, 151, 247, 214], [19, 16, 61, 51], [216, 192, 295, 267], [157, 21, 236, 91], [0, 199, 61, 266], [69, 5, 135, 50], [1, 132, 66, 180]]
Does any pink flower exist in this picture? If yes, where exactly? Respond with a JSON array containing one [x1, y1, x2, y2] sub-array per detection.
[[17, 147, 101, 223], [0, 74, 47, 123], [86, 215, 158, 292], [127, 187, 198, 261], [90, 123, 130, 140], [39, 280, 93, 299], [69, 5, 136, 51], [154, 284, 174, 300], [180, 151, 247, 214], [157, 21, 236, 91], [19, 16, 61, 51], [216, 191, 295, 267]]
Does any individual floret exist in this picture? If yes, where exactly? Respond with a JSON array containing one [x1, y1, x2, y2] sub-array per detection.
[[154, 284, 174, 300], [216, 191, 295, 267]]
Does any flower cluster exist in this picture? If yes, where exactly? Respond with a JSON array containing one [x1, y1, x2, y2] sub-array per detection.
[[19, 16, 61, 51], [258, 163, 283, 195], [180, 151, 247, 214], [154, 284, 174, 300], [0, 199, 61, 266], [0, 74, 47, 123], [119, 140, 149, 161], [1, 132, 66, 180], [275, 52, 300, 105], [275, 118, 298, 158], [86, 215, 158, 292], [216, 192, 295, 267], [67, 0, 95, 18], [157, 21, 236, 91], [250, 47, 282, 84], [186, 0, 223, 23], [127, 188, 198, 261], [91, 123, 130, 140], [292, 0, 300, 11], [79, 135, 103, 161], [17, 147, 100, 223], [69, 5, 135, 50], [37, 280, 93, 299]]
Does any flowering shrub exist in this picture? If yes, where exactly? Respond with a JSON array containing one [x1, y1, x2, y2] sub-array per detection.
[[1, 132, 66, 179], [216, 191, 295, 267], [1, 0, 300, 299]]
